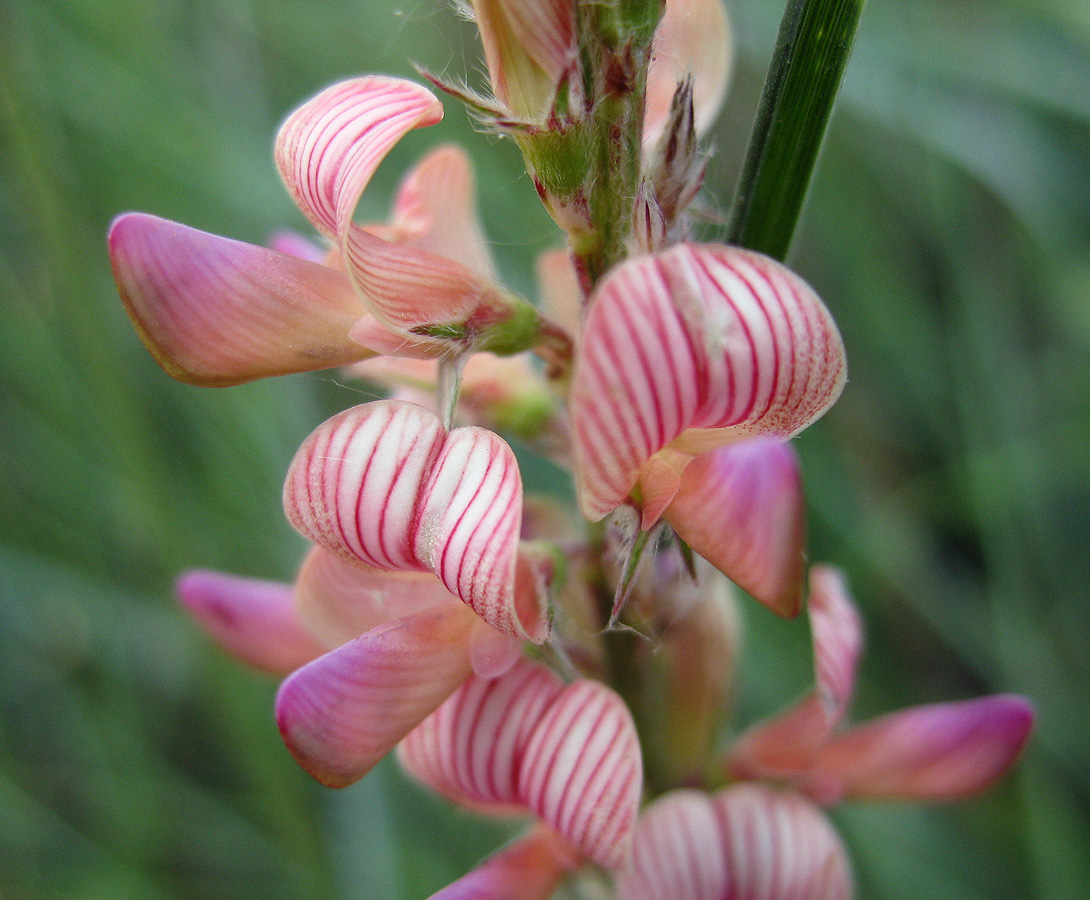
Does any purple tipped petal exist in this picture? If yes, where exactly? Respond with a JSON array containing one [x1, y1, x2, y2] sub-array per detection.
[[801, 695, 1035, 805], [109, 214, 374, 386], [427, 826, 577, 900], [275, 77, 444, 239], [664, 438, 806, 616], [284, 400, 545, 640], [400, 659, 642, 869], [615, 785, 853, 900], [175, 569, 324, 674], [572, 243, 845, 523], [275, 605, 477, 788]]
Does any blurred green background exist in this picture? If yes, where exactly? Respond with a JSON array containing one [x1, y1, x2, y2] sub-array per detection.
[[2, 0, 1088, 897]]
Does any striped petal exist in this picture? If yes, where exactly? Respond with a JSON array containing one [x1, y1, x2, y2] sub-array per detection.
[[275, 76, 527, 345], [399, 658, 642, 869], [571, 243, 845, 523], [800, 695, 1035, 805], [427, 825, 577, 900], [108, 213, 376, 386], [292, 545, 461, 648], [275, 604, 478, 787], [283, 399, 546, 640], [645, 0, 732, 146], [275, 76, 444, 240], [726, 566, 864, 780], [615, 785, 853, 900], [175, 570, 325, 674], [663, 438, 806, 616]]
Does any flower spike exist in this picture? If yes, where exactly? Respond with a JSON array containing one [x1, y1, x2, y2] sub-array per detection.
[[283, 399, 547, 641], [571, 242, 846, 525]]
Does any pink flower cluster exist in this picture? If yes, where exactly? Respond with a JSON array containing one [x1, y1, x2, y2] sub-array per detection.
[[107, 1, 1032, 897]]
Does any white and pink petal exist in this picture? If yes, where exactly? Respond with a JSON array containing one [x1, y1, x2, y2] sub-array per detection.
[[399, 658, 642, 869], [283, 400, 546, 640], [615, 785, 853, 900], [571, 242, 845, 523]]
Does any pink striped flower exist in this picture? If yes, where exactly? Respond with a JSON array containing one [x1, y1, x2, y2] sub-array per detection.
[[109, 77, 549, 386], [615, 784, 853, 900], [571, 242, 844, 614], [615, 569, 1033, 900], [177, 546, 531, 788], [283, 398, 549, 642], [399, 657, 642, 885], [276, 77, 544, 354], [726, 566, 1035, 806]]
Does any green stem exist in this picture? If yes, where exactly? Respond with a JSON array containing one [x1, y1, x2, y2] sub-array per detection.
[[727, 0, 866, 261]]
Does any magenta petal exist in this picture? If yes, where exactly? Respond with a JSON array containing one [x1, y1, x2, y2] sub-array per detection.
[[664, 438, 805, 616], [109, 213, 374, 386], [615, 785, 853, 900], [427, 826, 577, 900], [275, 605, 476, 788], [572, 243, 846, 523], [801, 695, 1034, 805], [275, 77, 444, 239], [176, 569, 325, 674]]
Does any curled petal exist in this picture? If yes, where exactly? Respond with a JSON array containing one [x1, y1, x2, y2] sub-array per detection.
[[808, 566, 864, 721], [283, 400, 545, 640], [427, 825, 577, 900], [275, 605, 477, 787], [663, 438, 806, 616], [293, 546, 460, 648], [725, 567, 864, 781], [109, 214, 375, 386], [645, 0, 732, 145], [800, 695, 1035, 805], [615, 785, 853, 900], [572, 243, 845, 523], [275, 76, 444, 239], [389, 144, 497, 281], [175, 570, 325, 674], [400, 659, 642, 869]]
